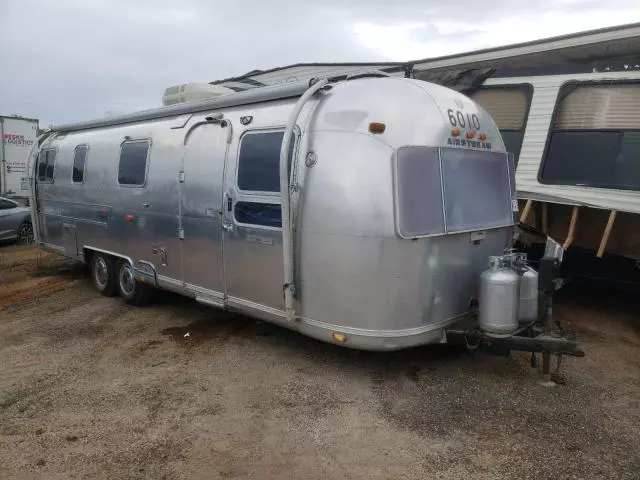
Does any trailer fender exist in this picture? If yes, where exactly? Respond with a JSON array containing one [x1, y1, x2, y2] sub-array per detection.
[[133, 261, 159, 288]]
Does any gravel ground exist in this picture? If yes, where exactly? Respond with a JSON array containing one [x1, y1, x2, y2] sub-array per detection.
[[0, 245, 639, 479]]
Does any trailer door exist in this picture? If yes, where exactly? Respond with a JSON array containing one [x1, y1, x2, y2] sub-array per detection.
[[180, 121, 228, 301], [222, 129, 296, 312]]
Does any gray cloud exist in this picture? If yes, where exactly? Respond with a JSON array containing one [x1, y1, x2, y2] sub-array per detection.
[[1, 0, 639, 125]]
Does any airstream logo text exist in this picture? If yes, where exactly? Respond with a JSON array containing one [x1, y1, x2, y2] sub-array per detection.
[[3, 133, 34, 147], [447, 137, 492, 150]]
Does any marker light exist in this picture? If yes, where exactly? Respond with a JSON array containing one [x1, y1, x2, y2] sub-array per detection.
[[451, 127, 461, 137], [466, 130, 476, 139], [332, 332, 347, 343], [369, 122, 386, 134], [479, 133, 488, 141], [124, 214, 135, 222]]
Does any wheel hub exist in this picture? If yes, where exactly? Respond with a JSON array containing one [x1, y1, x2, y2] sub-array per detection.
[[119, 264, 135, 297], [94, 258, 108, 288]]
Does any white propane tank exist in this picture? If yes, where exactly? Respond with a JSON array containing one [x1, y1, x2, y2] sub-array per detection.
[[479, 256, 520, 335], [518, 267, 539, 323]]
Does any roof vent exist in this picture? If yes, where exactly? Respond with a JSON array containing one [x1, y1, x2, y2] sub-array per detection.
[[162, 83, 234, 106]]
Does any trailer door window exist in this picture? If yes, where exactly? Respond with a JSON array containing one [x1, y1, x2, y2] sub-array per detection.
[[72, 145, 88, 183], [37, 149, 56, 183], [440, 148, 513, 232], [118, 140, 150, 186], [540, 83, 640, 190], [395, 146, 445, 237], [234, 201, 282, 228]]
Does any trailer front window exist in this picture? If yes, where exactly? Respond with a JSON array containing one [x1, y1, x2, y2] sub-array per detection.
[[440, 148, 513, 232], [395, 147, 513, 238], [395, 146, 445, 237]]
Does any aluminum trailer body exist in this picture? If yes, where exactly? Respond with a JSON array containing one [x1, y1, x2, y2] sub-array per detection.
[[29, 77, 517, 350]]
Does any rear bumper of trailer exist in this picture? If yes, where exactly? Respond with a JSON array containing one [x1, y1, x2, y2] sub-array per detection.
[[294, 316, 459, 351]]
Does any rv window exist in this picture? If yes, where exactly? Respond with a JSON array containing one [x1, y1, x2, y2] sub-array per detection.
[[237, 131, 294, 193], [72, 145, 88, 183], [541, 83, 640, 190], [395, 147, 445, 237], [541, 131, 640, 189], [470, 86, 532, 162], [440, 148, 513, 232], [500, 131, 524, 168], [37, 149, 56, 183], [234, 201, 282, 228], [118, 140, 149, 186]]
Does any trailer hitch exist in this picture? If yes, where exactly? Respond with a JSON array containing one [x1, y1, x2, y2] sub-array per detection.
[[444, 328, 585, 357]]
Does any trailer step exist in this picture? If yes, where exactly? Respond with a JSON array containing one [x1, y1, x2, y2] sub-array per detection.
[[194, 295, 225, 309]]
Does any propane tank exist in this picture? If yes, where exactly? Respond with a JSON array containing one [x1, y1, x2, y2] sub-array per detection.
[[479, 256, 520, 335], [518, 267, 539, 323]]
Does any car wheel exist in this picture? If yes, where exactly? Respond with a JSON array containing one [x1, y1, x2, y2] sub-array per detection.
[[17, 222, 34, 244], [91, 253, 118, 297], [116, 259, 153, 306]]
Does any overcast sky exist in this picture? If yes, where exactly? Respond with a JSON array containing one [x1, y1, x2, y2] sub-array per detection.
[[2, 0, 640, 126]]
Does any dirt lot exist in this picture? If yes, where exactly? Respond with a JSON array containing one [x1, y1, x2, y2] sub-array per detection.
[[0, 245, 639, 479]]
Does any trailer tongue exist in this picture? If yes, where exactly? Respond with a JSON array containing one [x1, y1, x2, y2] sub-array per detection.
[[446, 223, 584, 384]]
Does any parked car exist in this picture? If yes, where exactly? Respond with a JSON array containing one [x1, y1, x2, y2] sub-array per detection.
[[0, 196, 33, 244]]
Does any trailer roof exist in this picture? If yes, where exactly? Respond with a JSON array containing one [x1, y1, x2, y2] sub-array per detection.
[[49, 80, 313, 133]]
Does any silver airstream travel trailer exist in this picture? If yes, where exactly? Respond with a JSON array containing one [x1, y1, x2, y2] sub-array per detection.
[[28, 76, 581, 360]]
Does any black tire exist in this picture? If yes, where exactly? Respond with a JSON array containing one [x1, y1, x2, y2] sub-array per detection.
[[17, 222, 34, 244], [116, 259, 153, 306], [91, 253, 118, 297]]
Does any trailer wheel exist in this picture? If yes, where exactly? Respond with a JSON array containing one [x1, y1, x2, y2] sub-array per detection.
[[116, 260, 153, 306], [91, 253, 117, 297]]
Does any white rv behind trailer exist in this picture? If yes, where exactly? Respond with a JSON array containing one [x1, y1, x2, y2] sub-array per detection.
[[28, 76, 582, 362], [1, 115, 38, 200], [468, 71, 640, 268]]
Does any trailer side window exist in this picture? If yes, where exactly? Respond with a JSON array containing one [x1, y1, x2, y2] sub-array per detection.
[[395, 147, 445, 237], [118, 140, 150, 186], [237, 131, 294, 193], [72, 145, 88, 183], [37, 149, 56, 183], [470, 86, 532, 166], [540, 83, 640, 190]]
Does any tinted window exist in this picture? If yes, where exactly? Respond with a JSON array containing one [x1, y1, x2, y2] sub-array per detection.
[[37, 149, 56, 183], [72, 145, 88, 183], [500, 130, 524, 167], [541, 83, 640, 191], [441, 148, 513, 232], [234, 201, 282, 228], [0, 199, 16, 210], [395, 147, 445, 237], [118, 140, 149, 186], [541, 131, 640, 189], [541, 132, 620, 186], [237, 131, 294, 192], [614, 132, 640, 188]]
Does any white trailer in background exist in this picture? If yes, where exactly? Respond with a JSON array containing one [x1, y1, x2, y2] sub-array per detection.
[[1, 115, 39, 201]]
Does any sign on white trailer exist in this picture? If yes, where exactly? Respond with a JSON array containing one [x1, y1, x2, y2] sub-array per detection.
[[0, 116, 38, 199]]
